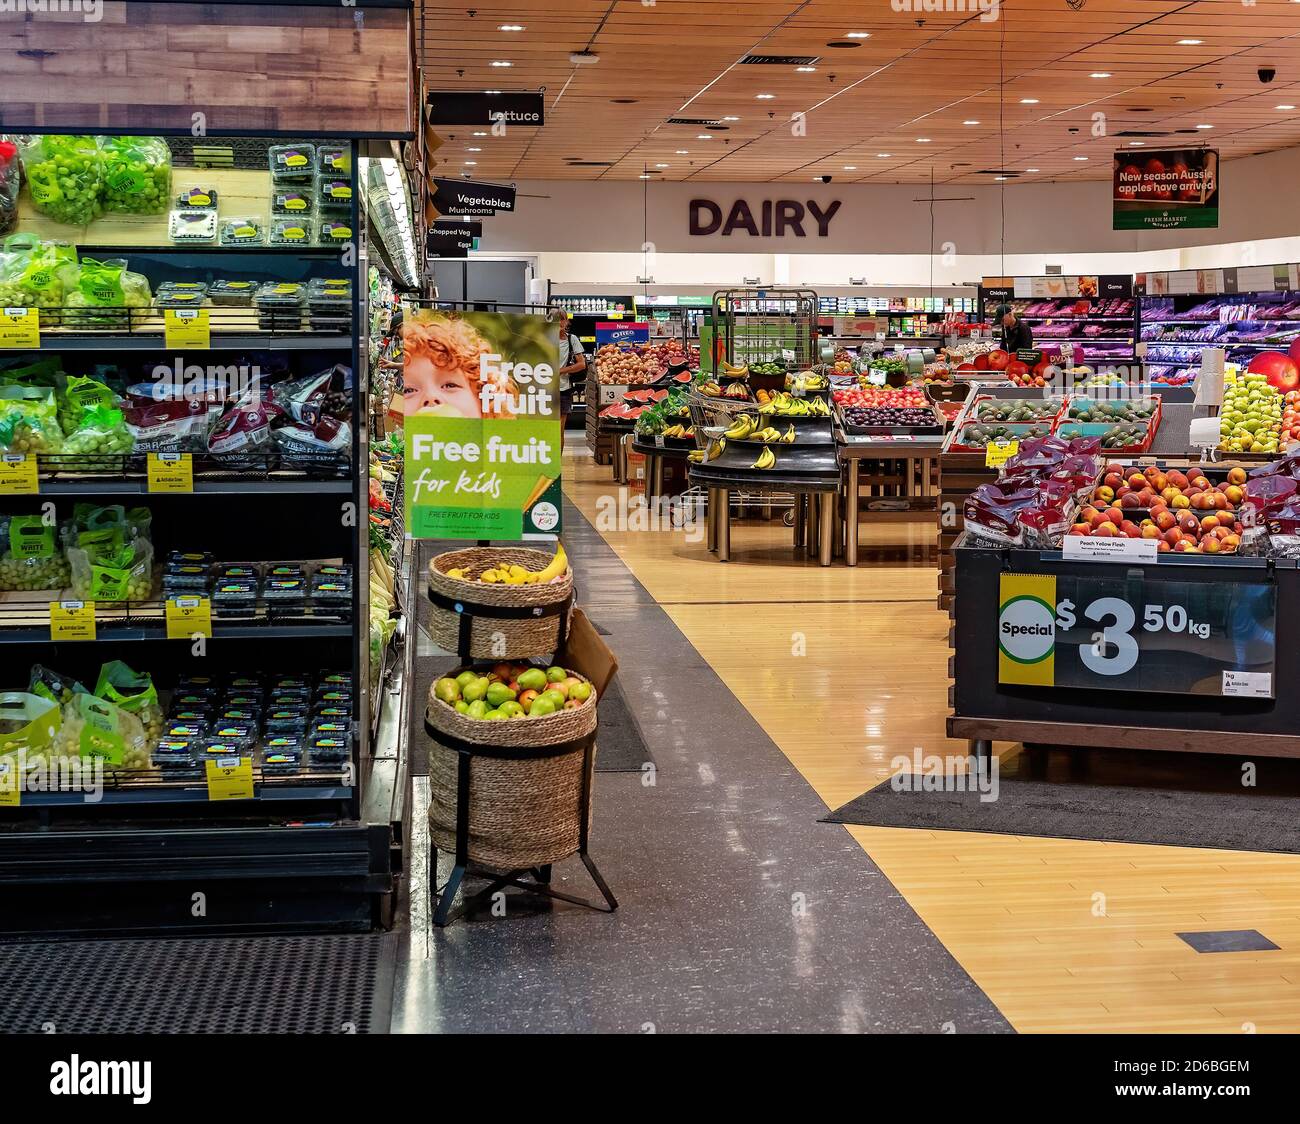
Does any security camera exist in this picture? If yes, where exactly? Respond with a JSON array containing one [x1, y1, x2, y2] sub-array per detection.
[[1259, 66, 1277, 83], [819, 175, 832, 184]]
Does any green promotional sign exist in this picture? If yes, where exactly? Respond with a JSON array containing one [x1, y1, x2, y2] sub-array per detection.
[[403, 310, 562, 540], [1113, 148, 1219, 231]]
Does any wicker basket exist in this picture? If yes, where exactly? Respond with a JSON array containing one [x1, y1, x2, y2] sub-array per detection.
[[427, 547, 573, 659], [425, 669, 598, 871]]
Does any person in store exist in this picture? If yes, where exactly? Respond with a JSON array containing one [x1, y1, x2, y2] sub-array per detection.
[[994, 303, 1034, 353], [553, 307, 587, 429]]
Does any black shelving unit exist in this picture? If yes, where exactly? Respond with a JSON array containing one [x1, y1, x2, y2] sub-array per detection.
[[0, 134, 395, 935]]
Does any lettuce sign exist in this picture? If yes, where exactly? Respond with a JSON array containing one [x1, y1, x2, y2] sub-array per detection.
[[403, 310, 562, 540]]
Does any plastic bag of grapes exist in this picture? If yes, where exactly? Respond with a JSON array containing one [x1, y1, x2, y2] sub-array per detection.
[[67, 537, 153, 603], [0, 513, 70, 592], [53, 692, 149, 772], [0, 385, 65, 455], [62, 257, 152, 329], [0, 691, 62, 764], [101, 136, 171, 216], [61, 403, 133, 471], [94, 660, 163, 751], [16, 135, 104, 227], [0, 235, 73, 326]]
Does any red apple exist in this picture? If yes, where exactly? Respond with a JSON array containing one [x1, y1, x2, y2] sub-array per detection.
[[1247, 350, 1300, 393], [985, 349, 1011, 371]]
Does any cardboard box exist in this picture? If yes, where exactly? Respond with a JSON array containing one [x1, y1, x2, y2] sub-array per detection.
[[559, 608, 618, 698]]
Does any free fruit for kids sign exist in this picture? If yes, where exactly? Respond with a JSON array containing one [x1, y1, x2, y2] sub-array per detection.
[[403, 310, 562, 540]]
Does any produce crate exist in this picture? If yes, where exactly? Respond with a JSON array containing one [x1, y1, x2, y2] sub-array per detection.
[[966, 394, 1066, 428], [1053, 396, 1161, 454], [837, 402, 944, 437], [946, 421, 1056, 452]]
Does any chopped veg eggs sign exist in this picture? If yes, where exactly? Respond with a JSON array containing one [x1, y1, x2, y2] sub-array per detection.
[[403, 310, 562, 540], [1113, 148, 1219, 230]]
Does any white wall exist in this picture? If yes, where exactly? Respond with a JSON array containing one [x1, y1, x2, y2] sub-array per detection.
[[487, 145, 1300, 262]]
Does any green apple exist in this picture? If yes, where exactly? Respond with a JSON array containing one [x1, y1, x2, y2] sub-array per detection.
[[545, 666, 567, 683], [462, 676, 490, 703], [516, 667, 548, 692], [434, 678, 460, 704]]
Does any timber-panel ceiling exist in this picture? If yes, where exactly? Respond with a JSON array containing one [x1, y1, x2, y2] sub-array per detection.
[[418, 0, 1300, 183]]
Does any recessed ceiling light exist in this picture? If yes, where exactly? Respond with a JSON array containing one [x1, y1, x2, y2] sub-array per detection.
[[639, 174, 652, 179], [1090, 72, 1111, 78], [995, 176, 1009, 181], [1025, 167, 1040, 172], [1129, 141, 1145, 146], [484, 90, 502, 94], [498, 24, 524, 31], [916, 137, 931, 143], [696, 134, 712, 140], [1196, 123, 1214, 129], [756, 93, 775, 99], [1074, 156, 1089, 161], [1178, 39, 1202, 45], [472, 131, 488, 137], [843, 165, 857, 170], [723, 116, 740, 121], [676, 149, 689, 154], [490, 60, 513, 67], [1277, 104, 1297, 110], [876, 152, 892, 157], [796, 66, 817, 72], [655, 163, 669, 167], [1020, 98, 1039, 104], [464, 161, 477, 165], [845, 31, 870, 38], [963, 119, 980, 125], [467, 147, 481, 152]]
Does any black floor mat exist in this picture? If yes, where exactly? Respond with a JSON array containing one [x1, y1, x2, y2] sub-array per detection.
[[824, 747, 1300, 855], [595, 677, 653, 773], [0, 933, 396, 1033]]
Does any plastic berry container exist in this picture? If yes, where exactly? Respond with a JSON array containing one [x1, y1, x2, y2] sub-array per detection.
[[316, 219, 352, 248], [315, 146, 351, 177], [152, 738, 197, 770], [270, 187, 315, 218], [261, 737, 305, 775], [168, 209, 217, 244], [264, 706, 309, 735], [211, 578, 257, 617], [196, 738, 251, 763], [164, 720, 208, 741], [307, 734, 350, 765], [269, 220, 313, 248], [162, 565, 212, 595], [219, 216, 265, 247], [208, 280, 256, 307], [174, 187, 218, 212], [268, 144, 316, 184], [263, 576, 309, 616], [315, 176, 353, 213], [307, 280, 352, 332], [154, 289, 209, 311], [253, 282, 306, 331]]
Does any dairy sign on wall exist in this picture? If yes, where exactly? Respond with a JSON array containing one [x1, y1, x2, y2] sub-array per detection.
[[1113, 148, 1219, 230], [403, 310, 562, 540], [688, 196, 842, 238]]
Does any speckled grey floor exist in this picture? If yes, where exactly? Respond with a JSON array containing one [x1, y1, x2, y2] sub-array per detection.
[[390, 494, 1011, 1034]]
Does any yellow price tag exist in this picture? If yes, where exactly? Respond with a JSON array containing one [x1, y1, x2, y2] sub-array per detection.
[[163, 308, 211, 349], [50, 600, 96, 642], [206, 757, 254, 801], [147, 452, 193, 493], [0, 453, 38, 494], [166, 596, 212, 640], [0, 758, 20, 807], [0, 307, 40, 349], [985, 439, 1020, 468]]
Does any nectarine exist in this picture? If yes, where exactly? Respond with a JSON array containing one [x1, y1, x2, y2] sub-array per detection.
[[1227, 467, 1247, 486]]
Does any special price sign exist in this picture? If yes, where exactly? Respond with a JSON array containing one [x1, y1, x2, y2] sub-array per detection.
[[997, 572, 1275, 697], [403, 309, 562, 540]]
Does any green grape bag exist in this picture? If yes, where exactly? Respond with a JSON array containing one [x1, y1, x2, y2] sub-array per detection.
[[67, 537, 153, 603], [62, 258, 152, 329], [0, 356, 63, 390], [56, 373, 117, 435], [0, 513, 69, 592], [17, 135, 104, 227], [101, 136, 171, 216], [0, 235, 71, 325], [53, 693, 146, 768], [61, 403, 133, 470], [29, 665, 88, 708], [0, 692, 62, 762], [0, 385, 65, 454], [94, 660, 163, 750]]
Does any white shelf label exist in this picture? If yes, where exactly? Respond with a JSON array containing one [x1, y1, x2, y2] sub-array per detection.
[[1222, 670, 1272, 698], [1061, 536, 1158, 563]]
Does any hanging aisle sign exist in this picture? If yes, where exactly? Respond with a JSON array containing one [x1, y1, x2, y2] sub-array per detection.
[[430, 177, 515, 216], [997, 572, 1274, 696], [1113, 148, 1219, 231], [404, 310, 562, 540], [426, 219, 482, 258], [426, 91, 544, 128]]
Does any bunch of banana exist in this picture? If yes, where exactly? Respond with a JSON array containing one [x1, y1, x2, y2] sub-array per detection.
[[809, 396, 831, 417], [688, 438, 725, 464], [723, 414, 757, 439], [786, 370, 829, 393], [450, 545, 570, 586], [750, 447, 776, 470], [697, 381, 723, 397], [661, 423, 691, 439], [749, 425, 784, 443], [781, 423, 796, 444], [720, 360, 750, 378]]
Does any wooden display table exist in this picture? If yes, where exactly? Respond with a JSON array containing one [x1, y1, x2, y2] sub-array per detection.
[[836, 431, 943, 567]]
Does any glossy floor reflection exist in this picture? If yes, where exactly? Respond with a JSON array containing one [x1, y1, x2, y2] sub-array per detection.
[[391, 453, 1009, 1033]]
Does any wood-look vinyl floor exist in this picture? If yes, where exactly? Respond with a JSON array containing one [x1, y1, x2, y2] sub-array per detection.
[[564, 448, 1300, 1033]]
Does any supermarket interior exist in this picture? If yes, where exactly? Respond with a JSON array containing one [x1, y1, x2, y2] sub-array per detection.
[[8, 0, 1300, 1062]]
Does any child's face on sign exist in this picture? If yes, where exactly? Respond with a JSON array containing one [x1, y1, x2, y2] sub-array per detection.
[[403, 356, 481, 418]]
